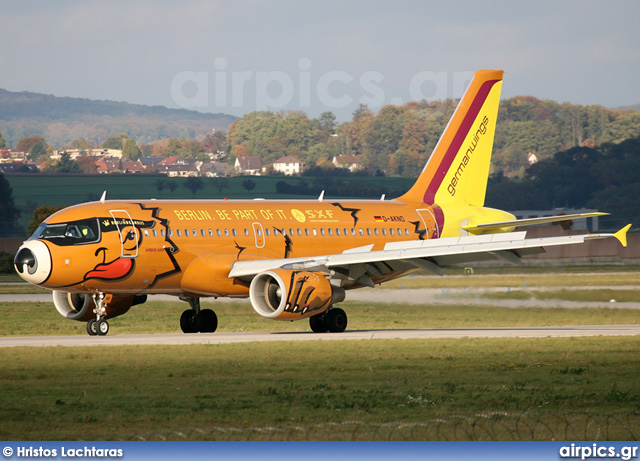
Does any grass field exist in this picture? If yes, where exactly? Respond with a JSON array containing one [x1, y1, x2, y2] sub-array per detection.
[[0, 337, 638, 440], [1, 267, 639, 440]]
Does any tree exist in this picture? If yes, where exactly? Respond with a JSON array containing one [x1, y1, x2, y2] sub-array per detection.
[[202, 130, 227, 154], [0, 131, 6, 148], [28, 205, 65, 236], [183, 177, 204, 197], [77, 156, 98, 174], [102, 134, 129, 150], [122, 138, 141, 160], [242, 178, 256, 192], [29, 143, 48, 163], [17, 136, 47, 154], [0, 174, 21, 237], [167, 181, 178, 193], [55, 152, 82, 174], [156, 178, 167, 194]]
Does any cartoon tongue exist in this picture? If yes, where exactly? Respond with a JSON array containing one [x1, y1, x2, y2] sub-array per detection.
[[84, 258, 133, 280]]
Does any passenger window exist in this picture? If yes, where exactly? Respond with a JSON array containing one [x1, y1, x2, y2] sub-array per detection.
[[152, 229, 157, 237], [161, 229, 165, 237], [312, 229, 317, 236], [405, 228, 410, 236], [374, 228, 379, 236], [144, 230, 149, 237], [169, 229, 173, 237], [336, 228, 340, 236], [305, 229, 309, 236], [244, 228, 249, 237], [177, 229, 182, 237], [358, 229, 364, 236], [232, 229, 237, 237], [320, 228, 325, 236], [289, 228, 294, 236], [201, 229, 206, 237], [382, 228, 387, 236], [224, 229, 229, 237], [397, 228, 402, 235], [366, 228, 371, 236], [297, 229, 302, 236], [389, 228, 394, 236], [351, 228, 356, 236], [208, 229, 213, 237], [266, 229, 271, 237], [216, 229, 221, 237]]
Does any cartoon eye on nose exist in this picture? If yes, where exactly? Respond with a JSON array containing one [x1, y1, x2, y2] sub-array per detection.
[[14, 240, 52, 285]]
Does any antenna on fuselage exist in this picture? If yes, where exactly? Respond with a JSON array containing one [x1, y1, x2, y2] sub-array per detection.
[[380, 194, 386, 201], [100, 191, 107, 203], [318, 190, 325, 202]]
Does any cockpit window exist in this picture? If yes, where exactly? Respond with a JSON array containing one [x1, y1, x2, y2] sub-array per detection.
[[32, 218, 101, 246]]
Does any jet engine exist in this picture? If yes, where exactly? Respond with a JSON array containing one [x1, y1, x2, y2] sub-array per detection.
[[249, 269, 345, 321], [52, 291, 147, 321]]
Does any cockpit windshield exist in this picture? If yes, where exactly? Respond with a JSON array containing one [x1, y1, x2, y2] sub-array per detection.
[[30, 218, 101, 246]]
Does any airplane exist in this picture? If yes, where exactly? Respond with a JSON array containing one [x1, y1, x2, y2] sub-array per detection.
[[14, 70, 630, 336]]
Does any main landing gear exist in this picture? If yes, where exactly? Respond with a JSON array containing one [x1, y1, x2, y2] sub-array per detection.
[[179, 297, 218, 333], [86, 293, 110, 336], [309, 307, 348, 333]]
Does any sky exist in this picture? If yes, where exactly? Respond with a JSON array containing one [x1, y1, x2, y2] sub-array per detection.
[[1, 0, 639, 121]]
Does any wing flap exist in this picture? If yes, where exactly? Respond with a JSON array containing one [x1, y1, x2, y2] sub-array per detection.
[[461, 212, 609, 233]]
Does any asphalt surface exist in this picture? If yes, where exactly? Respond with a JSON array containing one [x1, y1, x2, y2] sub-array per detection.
[[1, 325, 639, 348]]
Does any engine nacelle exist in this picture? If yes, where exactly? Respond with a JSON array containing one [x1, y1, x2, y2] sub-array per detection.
[[249, 269, 345, 321], [52, 291, 147, 321]]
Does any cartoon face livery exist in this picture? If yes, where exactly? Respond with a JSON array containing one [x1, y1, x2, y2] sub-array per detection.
[[14, 70, 630, 336]]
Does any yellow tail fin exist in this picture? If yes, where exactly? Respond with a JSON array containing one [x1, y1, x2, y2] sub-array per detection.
[[396, 70, 503, 206]]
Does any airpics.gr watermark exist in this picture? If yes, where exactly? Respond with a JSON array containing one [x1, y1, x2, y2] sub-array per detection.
[[170, 58, 474, 111]]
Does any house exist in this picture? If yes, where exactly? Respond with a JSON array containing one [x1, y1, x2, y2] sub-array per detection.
[[122, 161, 144, 174], [273, 156, 302, 175], [51, 148, 123, 160], [235, 156, 262, 175], [157, 163, 200, 177], [200, 162, 231, 177], [0, 149, 27, 163], [0, 162, 39, 174], [332, 155, 362, 172], [95, 157, 122, 174]]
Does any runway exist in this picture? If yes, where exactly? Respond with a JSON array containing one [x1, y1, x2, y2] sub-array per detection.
[[1, 324, 639, 348]]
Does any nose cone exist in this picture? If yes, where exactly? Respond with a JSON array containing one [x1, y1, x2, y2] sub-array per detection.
[[14, 240, 52, 285]]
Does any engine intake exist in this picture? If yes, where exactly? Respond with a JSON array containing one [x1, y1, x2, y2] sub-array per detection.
[[52, 291, 147, 321], [249, 269, 344, 321]]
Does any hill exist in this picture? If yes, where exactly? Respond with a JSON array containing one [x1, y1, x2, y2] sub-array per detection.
[[0, 88, 237, 147]]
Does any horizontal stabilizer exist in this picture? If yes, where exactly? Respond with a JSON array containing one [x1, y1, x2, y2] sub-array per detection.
[[461, 212, 609, 233]]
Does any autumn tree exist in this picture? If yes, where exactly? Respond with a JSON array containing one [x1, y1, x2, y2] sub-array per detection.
[[202, 130, 227, 155], [28, 205, 65, 236], [102, 134, 130, 150], [0, 131, 6, 148], [122, 138, 141, 160]]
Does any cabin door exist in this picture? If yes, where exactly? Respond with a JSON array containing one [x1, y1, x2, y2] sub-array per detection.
[[252, 222, 265, 249], [109, 209, 139, 258]]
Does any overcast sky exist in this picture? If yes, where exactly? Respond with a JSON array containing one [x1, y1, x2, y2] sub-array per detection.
[[1, 0, 639, 121]]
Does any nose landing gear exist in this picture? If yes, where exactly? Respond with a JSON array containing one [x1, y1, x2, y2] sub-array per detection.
[[86, 293, 110, 336]]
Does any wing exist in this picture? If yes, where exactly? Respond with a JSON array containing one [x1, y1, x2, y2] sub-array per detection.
[[229, 226, 630, 288]]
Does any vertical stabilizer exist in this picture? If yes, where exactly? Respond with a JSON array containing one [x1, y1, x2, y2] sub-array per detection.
[[396, 70, 503, 206]]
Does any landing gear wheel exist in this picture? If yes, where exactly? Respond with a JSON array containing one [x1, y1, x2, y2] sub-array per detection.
[[309, 314, 328, 333], [324, 308, 347, 333], [86, 319, 98, 336], [96, 319, 109, 336], [180, 309, 197, 333], [196, 309, 218, 333]]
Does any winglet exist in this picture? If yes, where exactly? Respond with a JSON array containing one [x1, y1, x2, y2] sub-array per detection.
[[614, 224, 631, 247]]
